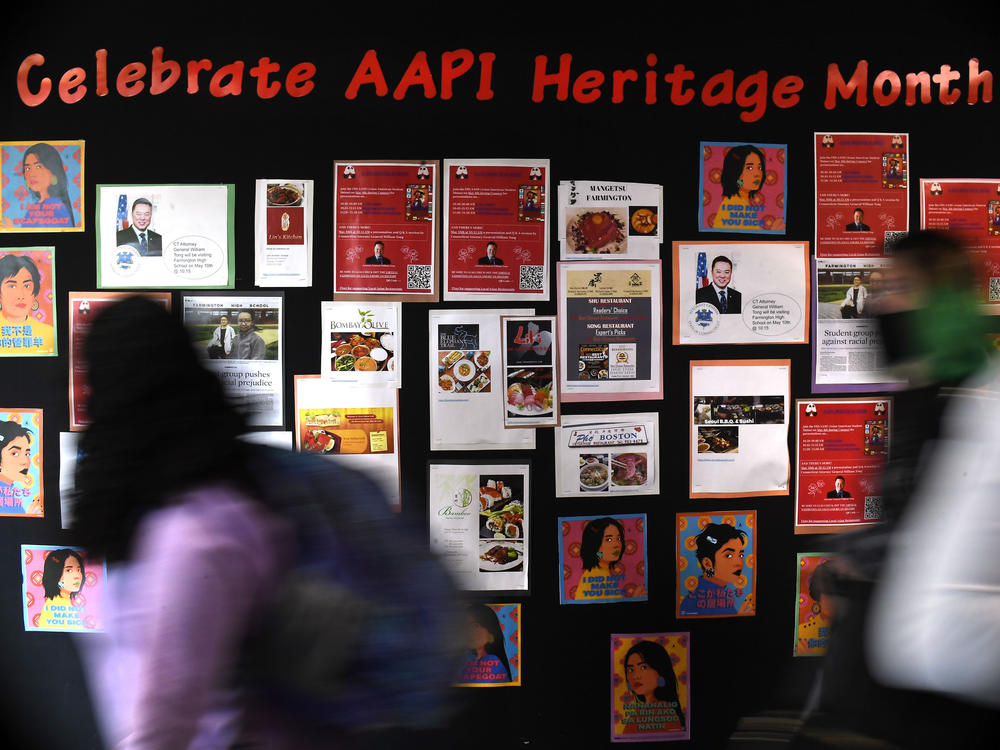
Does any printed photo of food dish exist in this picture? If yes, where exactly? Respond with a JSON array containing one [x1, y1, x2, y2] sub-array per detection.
[[266, 182, 304, 207], [438, 349, 491, 393], [566, 208, 628, 254], [628, 205, 658, 236], [697, 426, 739, 454], [330, 331, 395, 373], [479, 475, 524, 541], [478, 540, 524, 572], [506, 367, 553, 417], [611, 453, 648, 487], [579, 454, 610, 492]]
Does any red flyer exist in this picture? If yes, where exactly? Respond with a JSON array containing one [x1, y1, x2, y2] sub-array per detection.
[[443, 159, 550, 301], [68, 292, 171, 430], [920, 178, 1000, 310], [333, 160, 439, 302], [794, 397, 890, 534], [814, 132, 909, 257]]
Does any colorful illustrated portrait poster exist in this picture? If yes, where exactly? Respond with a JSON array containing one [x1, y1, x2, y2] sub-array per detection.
[[321, 301, 401, 388], [690, 360, 790, 498], [428, 462, 529, 592], [673, 241, 809, 345], [815, 132, 909, 257], [429, 308, 536, 452], [558, 180, 663, 259], [795, 398, 890, 534], [294, 375, 400, 510], [96, 184, 235, 289], [559, 513, 647, 605], [920, 178, 1000, 312], [254, 178, 313, 287], [456, 603, 521, 687], [22, 545, 105, 632], [0, 140, 84, 232], [501, 315, 558, 428], [333, 160, 439, 301], [554, 412, 660, 498], [812, 257, 904, 392], [795, 553, 837, 657], [676, 510, 756, 618], [0, 247, 56, 357], [443, 158, 549, 301], [611, 632, 690, 742], [69, 292, 172, 430], [699, 141, 786, 234], [183, 293, 284, 427], [558, 261, 664, 402], [0, 408, 43, 516]]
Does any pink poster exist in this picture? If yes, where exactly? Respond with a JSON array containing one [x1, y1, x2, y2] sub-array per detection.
[[558, 513, 647, 605], [443, 159, 549, 301], [815, 132, 909, 257], [21, 545, 105, 632]]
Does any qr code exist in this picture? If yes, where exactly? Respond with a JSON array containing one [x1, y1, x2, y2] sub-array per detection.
[[519, 264, 544, 290], [883, 231, 906, 254], [991, 277, 1000, 302], [863, 495, 883, 521], [406, 264, 432, 290]]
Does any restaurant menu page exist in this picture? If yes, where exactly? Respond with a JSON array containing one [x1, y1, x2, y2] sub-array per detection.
[[690, 360, 790, 497], [920, 178, 1000, 311], [429, 309, 535, 451], [443, 159, 549, 301], [254, 178, 313, 287], [815, 132, 909, 257], [557, 180, 662, 259], [294, 376, 400, 510], [333, 160, 438, 301], [559, 261, 663, 401], [428, 463, 529, 593], [320, 301, 401, 388], [795, 398, 890, 534], [554, 413, 660, 498]]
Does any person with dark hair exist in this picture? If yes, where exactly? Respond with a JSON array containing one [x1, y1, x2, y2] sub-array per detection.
[[846, 208, 870, 231], [679, 522, 750, 615], [622, 640, 686, 734], [477, 241, 504, 265], [695, 255, 742, 314], [365, 240, 391, 264], [712, 144, 768, 230], [38, 548, 86, 629], [826, 475, 852, 498], [573, 516, 627, 600], [21, 142, 76, 227], [116, 198, 163, 256], [458, 604, 511, 683], [206, 314, 235, 359], [0, 419, 38, 514], [233, 310, 266, 359], [797, 559, 837, 655], [0, 252, 55, 354]]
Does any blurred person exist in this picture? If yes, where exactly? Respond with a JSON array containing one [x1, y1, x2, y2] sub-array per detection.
[[793, 231, 993, 748], [71, 297, 461, 749], [458, 605, 511, 683]]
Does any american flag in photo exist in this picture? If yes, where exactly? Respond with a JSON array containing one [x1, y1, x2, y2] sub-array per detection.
[[116, 194, 129, 231], [696, 251, 709, 291]]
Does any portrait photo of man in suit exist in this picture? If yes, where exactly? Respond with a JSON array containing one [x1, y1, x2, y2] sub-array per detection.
[[695, 255, 741, 314], [826, 476, 852, 498], [364, 240, 392, 265], [116, 198, 162, 256], [477, 241, 504, 265], [845, 208, 871, 231]]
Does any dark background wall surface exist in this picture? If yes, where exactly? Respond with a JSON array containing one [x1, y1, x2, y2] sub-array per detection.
[[1, 7, 997, 748]]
